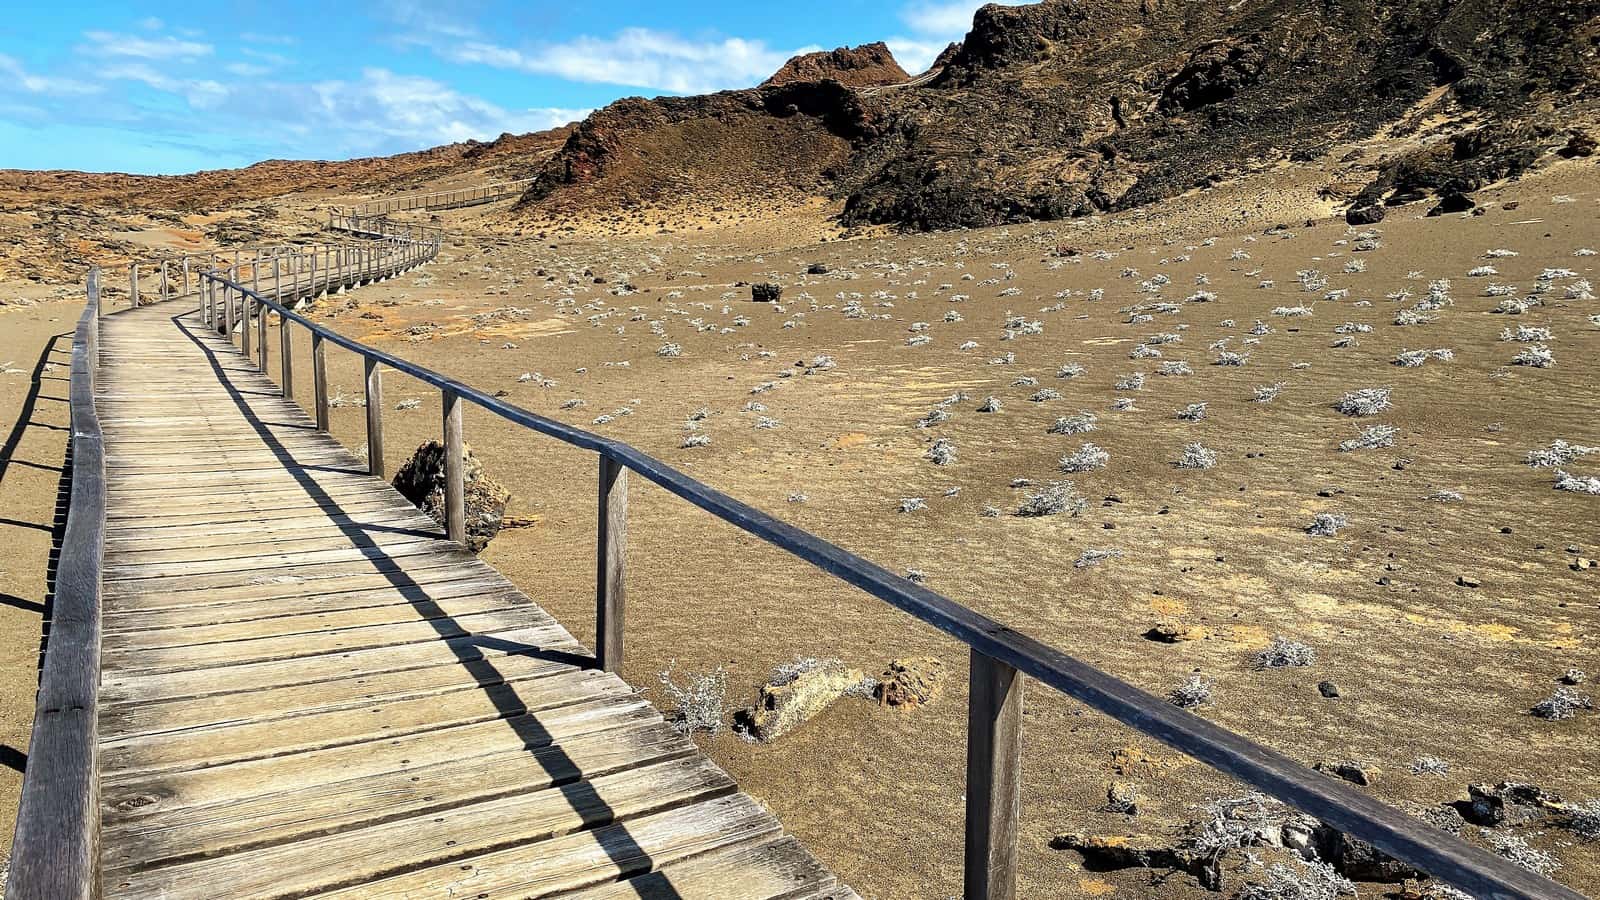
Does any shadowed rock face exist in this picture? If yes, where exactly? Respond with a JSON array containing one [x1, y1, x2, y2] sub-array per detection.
[[392, 441, 511, 554], [519, 0, 1600, 231], [761, 42, 910, 88]]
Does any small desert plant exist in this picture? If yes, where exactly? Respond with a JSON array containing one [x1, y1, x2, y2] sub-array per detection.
[[1030, 388, 1062, 402], [1531, 687, 1590, 720], [1075, 548, 1122, 568], [926, 438, 958, 466], [1253, 383, 1285, 403], [1176, 402, 1208, 421], [917, 407, 951, 429], [681, 433, 711, 449], [1115, 373, 1146, 391], [657, 342, 682, 357], [1411, 756, 1452, 776], [1334, 387, 1392, 416], [1256, 636, 1316, 667], [1170, 675, 1214, 708], [1566, 800, 1600, 840], [1306, 513, 1349, 537], [1176, 442, 1217, 469], [1015, 481, 1086, 517], [1512, 345, 1554, 368], [1340, 424, 1397, 451], [1273, 305, 1314, 317], [978, 396, 1003, 413], [1057, 363, 1086, 378], [1160, 361, 1194, 376], [1554, 470, 1600, 495], [1236, 860, 1356, 900], [1484, 831, 1560, 876], [898, 497, 928, 513], [1525, 440, 1598, 468], [1060, 443, 1109, 472], [1215, 350, 1250, 366], [657, 663, 727, 734], [1428, 489, 1464, 502], [1501, 325, 1553, 342], [1049, 412, 1098, 435]]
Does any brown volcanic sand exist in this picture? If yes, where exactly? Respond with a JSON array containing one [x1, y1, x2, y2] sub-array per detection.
[[1, 159, 1597, 895]]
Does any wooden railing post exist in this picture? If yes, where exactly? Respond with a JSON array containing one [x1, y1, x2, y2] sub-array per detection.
[[280, 317, 294, 400], [441, 387, 466, 544], [256, 293, 267, 371], [312, 333, 329, 432], [129, 262, 139, 308], [964, 650, 1022, 900], [225, 281, 236, 342], [596, 454, 627, 673], [273, 256, 281, 305], [160, 260, 168, 300], [365, 357, 384, 478], [241, 292, 252, 360], [182, 256, 190, 296]]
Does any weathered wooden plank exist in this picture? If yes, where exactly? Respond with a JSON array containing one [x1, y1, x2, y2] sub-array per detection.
[[109, 756, 736, 900], [102, 536, 459, 580], [101, 630, 582, 737], [103, 573, 508, 631], [102, 554, 487, 599], [101, 667, 628, 777], [596, 454, 626, 673], [561, 834, 837, 900], [101, 606, 555, 675], [311, 793, 782, 900], [964, 650, 1022, 900], [105, 717, 690, 869]]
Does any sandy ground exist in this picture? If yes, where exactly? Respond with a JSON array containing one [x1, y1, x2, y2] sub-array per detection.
[[0, 155, 1596, 897], [0, 301, 78, 868]]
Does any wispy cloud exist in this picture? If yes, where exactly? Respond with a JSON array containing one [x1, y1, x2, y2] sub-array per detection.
[[81, 30, 214, 62], [0, 53, 102, 96], [889, 0, 1031, 73]]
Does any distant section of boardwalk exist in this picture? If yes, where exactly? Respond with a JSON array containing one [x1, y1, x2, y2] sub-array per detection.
[[95, 302, 856, 899]]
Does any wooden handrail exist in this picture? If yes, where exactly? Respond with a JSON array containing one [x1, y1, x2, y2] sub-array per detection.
[[193, 221, 1586, 900], [341, 177, 535, 218], [6, 268, 106, 900]]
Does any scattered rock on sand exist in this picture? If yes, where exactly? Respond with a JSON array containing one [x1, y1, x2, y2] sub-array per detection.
[[874, 655, 947, 708], [1315, 760, 1378, 787], [738, 658, 863, 742], [1345, 203, 1385, 225], [1144, 621, 1210, 643], [392, 441, 511, 553], [751, 282, 783, 302], [1426, 192, 1476, 216]]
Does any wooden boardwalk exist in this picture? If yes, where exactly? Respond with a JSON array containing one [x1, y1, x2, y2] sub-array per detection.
[[94, 302, 855, 899]]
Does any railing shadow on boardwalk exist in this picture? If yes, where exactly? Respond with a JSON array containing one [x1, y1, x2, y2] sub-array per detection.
[[171, 308, 678, 894]]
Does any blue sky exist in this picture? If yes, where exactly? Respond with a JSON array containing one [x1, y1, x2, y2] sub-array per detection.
[[0, 1, 1018, 175]]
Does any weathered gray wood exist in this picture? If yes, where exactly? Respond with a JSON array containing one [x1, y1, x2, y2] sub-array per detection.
[[255, 292, 267, 370], [964, 650, 1022, 900], [365, 357, 384, 478], [442, 386, 465, 544], [240, 293, 251, 359], [279, 316, 293, 399], [4, 271, 104, 900], [312, 332, 329, 431], [129, 261, 139, 308], [597, 453, 627, 673]]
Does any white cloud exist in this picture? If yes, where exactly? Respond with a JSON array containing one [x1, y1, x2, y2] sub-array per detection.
[[432, 28, 813, 94], [82, 30, 214, 62], [889, 0, 1032, 73], [99, 63, 228, 108], [0, 53, 102, 96]]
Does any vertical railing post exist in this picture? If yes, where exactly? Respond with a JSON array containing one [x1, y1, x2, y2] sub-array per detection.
[[257, 294, 268, 371], [312, 333, 329, 432], [280, 316, 294, 400], [441, 388, 466, 545], [274, 255, 281, 305], [365, 357, 384, 478], [964, 650, 1023, 900], [253, 250, 261, 296], [596, 454, 627, 673], [225, 280, 237, 342], [241, 290, 252, 360], [129, 262, 139, 309], [160, 260, 168, 300]]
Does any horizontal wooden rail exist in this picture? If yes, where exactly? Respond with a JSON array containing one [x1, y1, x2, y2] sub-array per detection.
[[342, 177, 535, 218], [195, 219, 1585, 900], [6, 268, 106, 900]]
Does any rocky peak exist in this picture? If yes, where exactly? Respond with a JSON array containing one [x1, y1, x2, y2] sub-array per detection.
[[762, 42, 910, 88]]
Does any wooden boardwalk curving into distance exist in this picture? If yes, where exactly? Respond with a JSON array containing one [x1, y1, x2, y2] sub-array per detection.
[[9, 209, 1582, 900], [92, 301, 856, 898]]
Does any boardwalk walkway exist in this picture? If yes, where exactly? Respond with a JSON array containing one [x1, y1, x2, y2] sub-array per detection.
[[93, 301, 854, 899]]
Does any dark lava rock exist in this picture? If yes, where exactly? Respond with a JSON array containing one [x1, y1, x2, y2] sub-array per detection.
[[1560, 128, 1597, 158], [762, 42, 910, 89], [1312, 824, 1424, 882], [751, 282, 783, 302], [806, 263, 829, 275], [1318, 680, 1341, 698], [1345, 203, 1386, 225], [1454, 782, 1560, 827], [1427, 191, 1477, 216], [392, 441, 511, 553]]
